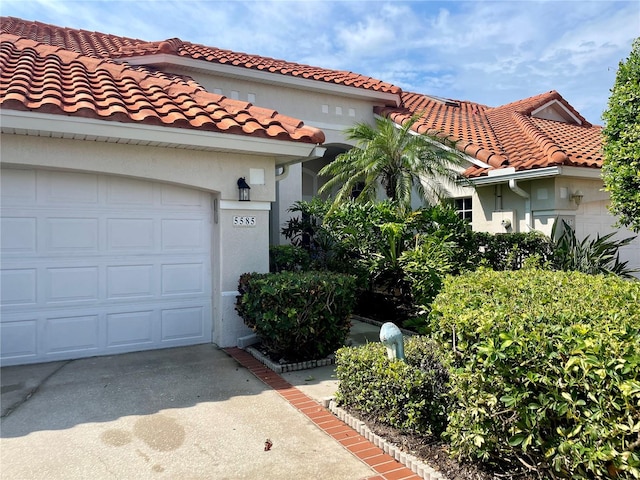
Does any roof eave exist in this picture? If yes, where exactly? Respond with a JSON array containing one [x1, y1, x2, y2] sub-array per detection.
[[0, 109, 319, 159], [469, 166, 562, 186], [120, 54, 401, 106], [469, 165, 603, 186]]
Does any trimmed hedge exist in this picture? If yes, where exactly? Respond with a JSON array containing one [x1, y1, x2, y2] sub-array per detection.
[[236, 271, 356, 361], [269, 245, 310, 272], [335, 336, 450, 437], [429, 269, 640, 479]]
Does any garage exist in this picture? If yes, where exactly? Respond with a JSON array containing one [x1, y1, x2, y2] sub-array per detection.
[[1, 167, 213, 366]]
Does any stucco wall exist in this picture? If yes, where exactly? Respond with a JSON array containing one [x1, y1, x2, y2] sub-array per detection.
[[0, 135, 276, 202], [188, 71, 379, 131], [472, 175, 640, 275]]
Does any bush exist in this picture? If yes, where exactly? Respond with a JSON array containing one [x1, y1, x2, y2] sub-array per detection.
[[602, 38, 640, 233], [474, 231, 553, 270], [269, 245, 310, 272], [335, 336, 450, 437], [552, 220, 637, 278], [399, 236, 456, 307], [236, 271, 357, 361], [429, 269, 640, 478]]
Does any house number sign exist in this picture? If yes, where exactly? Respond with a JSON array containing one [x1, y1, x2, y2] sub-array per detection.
[[233, 215, 256, 227]]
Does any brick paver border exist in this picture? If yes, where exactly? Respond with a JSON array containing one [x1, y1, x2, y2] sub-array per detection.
[[224, 347, 433, 480]]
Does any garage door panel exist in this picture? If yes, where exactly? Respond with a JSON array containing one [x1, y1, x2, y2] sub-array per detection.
[[161, 219, 205, 250], [1, 217, 37, 253], [106, 177, 154, 205], [161, 306, 206, 341], [0, 169, 36, 205], [0, 319, 38, 359], [1, 168, 213, 366], [46, 218, 99, 251], [161, 263, 204, 296], [47, 267, 99, 303], [107, 218, 155, 250], [45, 314, 99, 354], [44, 171, 99, 205], [106, 310, 154, 347], [107, 265, 155, 299], [1, 269, 37, 306]]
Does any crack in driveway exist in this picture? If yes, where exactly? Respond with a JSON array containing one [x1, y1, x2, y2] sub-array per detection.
[[1, 360, 72, 418]]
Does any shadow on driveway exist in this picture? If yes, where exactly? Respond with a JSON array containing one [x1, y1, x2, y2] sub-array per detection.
[[1, 344, 265, 438]]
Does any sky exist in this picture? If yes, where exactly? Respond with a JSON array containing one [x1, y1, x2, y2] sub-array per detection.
[[1, 0, 638, 125]]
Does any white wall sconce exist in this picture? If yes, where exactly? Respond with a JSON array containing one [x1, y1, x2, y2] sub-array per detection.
[[571, 190, 584, 207], [237, 177, 251, 201]]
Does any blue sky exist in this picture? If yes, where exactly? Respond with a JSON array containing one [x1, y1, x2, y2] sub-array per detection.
[[1, 0, 638, 124]]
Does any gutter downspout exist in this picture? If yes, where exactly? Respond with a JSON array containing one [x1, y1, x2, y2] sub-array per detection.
[[508, 179, 532, 231]]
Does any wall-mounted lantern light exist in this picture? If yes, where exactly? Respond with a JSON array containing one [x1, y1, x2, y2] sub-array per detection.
[[571, 190, 584, 207], [237, 177, 251, 201]]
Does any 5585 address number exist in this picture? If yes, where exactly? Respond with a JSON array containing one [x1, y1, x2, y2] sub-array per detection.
[[233, 215, 256, 226]]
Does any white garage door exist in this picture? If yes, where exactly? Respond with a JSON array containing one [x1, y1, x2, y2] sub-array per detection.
[[578, 200, 640, 275], [1, 168, 213, 366]]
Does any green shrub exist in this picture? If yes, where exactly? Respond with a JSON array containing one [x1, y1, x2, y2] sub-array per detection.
[[335, 336, 450, 436], [236, 271, 357, 361], [399, 236, 456, 307], [474, 231, 553, 270], [429, 269, 640, 478], [269, 245, 310, 272]]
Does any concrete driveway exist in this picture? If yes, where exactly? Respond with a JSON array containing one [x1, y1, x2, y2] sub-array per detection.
[[1, 344, 377, 480]]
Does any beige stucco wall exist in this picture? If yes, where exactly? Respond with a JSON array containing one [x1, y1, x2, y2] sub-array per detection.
[[188, 69, 386, 237], [0, 135, 276, 202], [188, 71, 379, 132], [1, 133, 279, 347], [472, 174, 640, 275]]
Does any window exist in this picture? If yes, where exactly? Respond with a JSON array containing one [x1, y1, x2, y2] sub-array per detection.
[[455, 197, 472, 222], [351, 182, 365, 199]]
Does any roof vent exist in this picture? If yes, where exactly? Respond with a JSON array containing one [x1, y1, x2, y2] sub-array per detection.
[[426, 95, 460, 108]]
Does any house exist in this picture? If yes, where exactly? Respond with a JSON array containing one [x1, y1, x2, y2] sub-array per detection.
[[377, 91, 639, 270], [1, 17, 637, 365], [0, 16, 403, 366]]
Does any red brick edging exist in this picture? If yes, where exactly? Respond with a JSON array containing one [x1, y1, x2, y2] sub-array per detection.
[[224, 347, 422, 480]]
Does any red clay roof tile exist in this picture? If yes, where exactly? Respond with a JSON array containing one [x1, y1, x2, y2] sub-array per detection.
[[0, 33, 325, 144], [2, 16, 602, 172], [1, 17, 401, 96], [377, 90, 602, 178]]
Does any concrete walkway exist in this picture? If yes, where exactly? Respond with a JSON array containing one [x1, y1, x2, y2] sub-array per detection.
[[0, 320, 422, 480]]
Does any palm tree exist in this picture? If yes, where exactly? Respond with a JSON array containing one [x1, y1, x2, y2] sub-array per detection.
[[318, 114, 467, 214]]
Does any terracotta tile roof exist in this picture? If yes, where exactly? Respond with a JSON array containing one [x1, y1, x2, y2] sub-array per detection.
[[1, 17, 401, 95], [2, 16, 601, 171], [377, 90, 603, 178], [0, 33, 325, 144]]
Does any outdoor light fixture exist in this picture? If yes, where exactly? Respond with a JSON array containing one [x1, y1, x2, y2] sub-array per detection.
[[237, 177, 251, 201], [571, 190, 584, 207]]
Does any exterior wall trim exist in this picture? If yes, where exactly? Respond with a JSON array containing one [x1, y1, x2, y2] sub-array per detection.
[[471, 166, 561, 185], [1, 110, 318, 158]]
